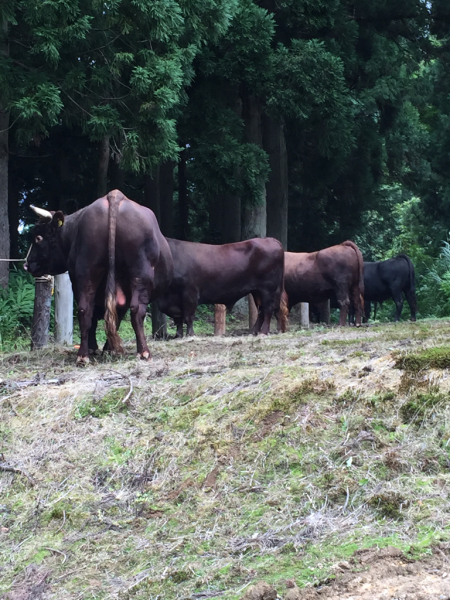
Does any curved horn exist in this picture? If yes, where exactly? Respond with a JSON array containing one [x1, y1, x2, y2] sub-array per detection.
[[30, 205, 53, 222]]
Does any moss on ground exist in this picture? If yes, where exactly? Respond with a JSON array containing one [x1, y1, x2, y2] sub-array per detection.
[[1, 320, 450, 598], [394, 345, 450, 371]]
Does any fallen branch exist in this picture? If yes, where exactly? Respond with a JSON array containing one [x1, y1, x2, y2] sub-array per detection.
[[1, 377, 64, 391], [0, 462, 35, 486]]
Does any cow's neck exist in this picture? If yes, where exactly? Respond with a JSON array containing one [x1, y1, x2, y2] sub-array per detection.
[[58, 208, 86, 259]]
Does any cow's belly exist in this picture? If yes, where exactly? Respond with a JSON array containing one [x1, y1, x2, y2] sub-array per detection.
[[286, 278, 332, 307]]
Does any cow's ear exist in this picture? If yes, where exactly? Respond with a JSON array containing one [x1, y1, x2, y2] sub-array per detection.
[[52, 211, 65, 229]]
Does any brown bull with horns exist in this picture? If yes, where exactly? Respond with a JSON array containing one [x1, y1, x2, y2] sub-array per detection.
[[24, 190, 173, 364]]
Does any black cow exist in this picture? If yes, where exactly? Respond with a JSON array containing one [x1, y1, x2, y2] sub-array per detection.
[[24, 190, 173, 363], [362, 255, 417, 322], [156, 237, 287, 337]]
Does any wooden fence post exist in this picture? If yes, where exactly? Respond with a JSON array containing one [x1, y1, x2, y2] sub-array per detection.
[[31, 275, 53, 349], [320, 299, 331, 325], [55, 272, 73, 345], [300, 302, 309, 328], [151, 301, 167, 339], [214, 304, 226, 336]]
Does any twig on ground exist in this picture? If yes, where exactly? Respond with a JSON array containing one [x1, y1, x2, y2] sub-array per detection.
[[54, 510, 66, 535], [107, 369, 133, 404], [0, 462, 35, 486], [43, 547, 67, 564]]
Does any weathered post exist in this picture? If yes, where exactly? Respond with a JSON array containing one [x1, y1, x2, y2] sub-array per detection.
[[31, 275, 53, 349], [248, 294, 258, 332], [54, 273, 73, 345], [320, 299, 331, 325], [300, 302, 309, 328], [151, 301, 167, 339], [214, 304, 226, 336]]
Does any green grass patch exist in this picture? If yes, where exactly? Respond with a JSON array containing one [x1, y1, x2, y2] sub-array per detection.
[[75, 387, 129, 418], [400, 391, 448, 423], [394, 346, 450, 371]]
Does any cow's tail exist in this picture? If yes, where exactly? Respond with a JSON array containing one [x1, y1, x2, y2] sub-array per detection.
[[398, 253, 417, 312], [278, 284, 289, 333], [342, 240, 364, 315], [104, 191, 123, 353]]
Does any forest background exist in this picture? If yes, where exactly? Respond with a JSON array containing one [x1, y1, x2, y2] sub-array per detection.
[[2, 0, 450, 344]]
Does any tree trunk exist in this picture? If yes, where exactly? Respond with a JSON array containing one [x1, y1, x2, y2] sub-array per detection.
[[242, 94, 266, 330], [209, 196, 223, 244], [97, 135, 110, 198], [319, 299, 331, 325], [214, 304, 226, 336], [8, 166, 20, 262], [151, 302, 167, 339], [159, 160, 174, 237], [263, 115, 288, 249], [242, 94, 266, 241], [0, 18, 10, 288], [144, 170, 160, 220], [109, 150, 125, 193], [31, 276, 53, 349], [221, 192, 241, 243], [178, 147, 189, 240], [55, 273, 73, 345]]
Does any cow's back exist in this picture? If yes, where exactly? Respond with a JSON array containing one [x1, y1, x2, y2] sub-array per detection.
[[165, 237, 283, 306], [364, 257, 411, 301], [285, 244, 360, 305]]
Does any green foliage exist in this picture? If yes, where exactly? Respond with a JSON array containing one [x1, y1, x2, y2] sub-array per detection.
[[0, 270, 35, 350]]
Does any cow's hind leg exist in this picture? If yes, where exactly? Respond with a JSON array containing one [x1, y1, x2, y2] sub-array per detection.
[[363, 301, 371, 323], [77, 289, 98, 365], [405, 290, 417, 321], [254, 290, 278, 335], [351, 285, 363, 327], [129, 276, 152, 360], [335, 289, 350, 326], [392, 290, 404, 321]]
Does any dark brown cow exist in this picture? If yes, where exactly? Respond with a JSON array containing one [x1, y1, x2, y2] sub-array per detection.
[[157, 237, 287, 336], [283, 240, 364, 326], [24, 190, 173, 363]]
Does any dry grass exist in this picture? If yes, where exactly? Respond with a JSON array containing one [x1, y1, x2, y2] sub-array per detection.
[[1, 318, 450, 599]]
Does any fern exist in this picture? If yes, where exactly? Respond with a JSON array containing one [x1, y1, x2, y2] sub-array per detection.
[[0, 269, 37, 350]]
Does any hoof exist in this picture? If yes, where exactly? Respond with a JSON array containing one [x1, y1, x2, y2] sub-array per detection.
[[138, 351, 151, 361], [76, 355, 90, 366]]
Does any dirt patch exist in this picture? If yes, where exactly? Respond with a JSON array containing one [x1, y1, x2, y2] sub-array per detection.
[[5, 565, 51, 600], [274, 546, 450, 599], [253, 410, 284, 440]]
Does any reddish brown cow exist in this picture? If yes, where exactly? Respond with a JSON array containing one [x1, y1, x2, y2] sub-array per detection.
[[157, 237, 288, 336], [283, 240, 364, 326], [24, 190, 173, 363]]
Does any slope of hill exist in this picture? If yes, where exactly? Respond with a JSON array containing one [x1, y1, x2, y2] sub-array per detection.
[[1, 320, 450, 599]]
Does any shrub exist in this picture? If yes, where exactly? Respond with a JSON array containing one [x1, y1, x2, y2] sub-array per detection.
[[0, 269, 36, 350]]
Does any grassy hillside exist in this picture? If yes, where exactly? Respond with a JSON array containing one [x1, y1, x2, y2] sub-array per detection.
[[1, 319, 450, 599]]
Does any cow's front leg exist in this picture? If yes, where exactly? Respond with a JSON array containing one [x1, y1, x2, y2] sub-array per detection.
[[173, 317, 184, 338]]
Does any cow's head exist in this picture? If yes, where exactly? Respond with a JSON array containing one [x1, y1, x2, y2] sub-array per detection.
[[24, 206, 67, 277]]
